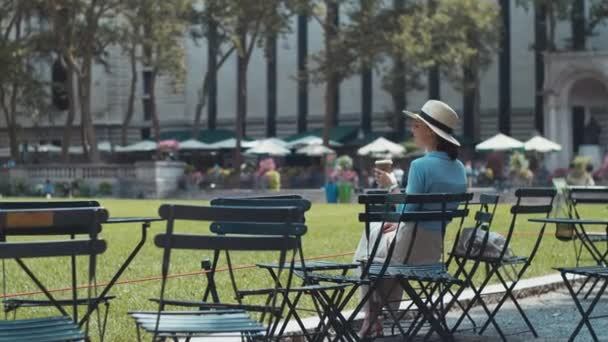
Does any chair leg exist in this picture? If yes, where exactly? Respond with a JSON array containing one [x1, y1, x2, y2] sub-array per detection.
[[400, 279, 453, 342], [450, 263, 504, 338], [276, 291, 314, 342], [374, 279, 409, 338], [562, 272, 605, 342], [478, 265, 536, 339], [576, 275, 593, 297], [495, 269, 538, 337], [583, 276, 601, 300], [317, 289, 357, 342]]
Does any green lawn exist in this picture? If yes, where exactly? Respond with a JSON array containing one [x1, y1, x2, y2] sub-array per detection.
[[0, 198, 604, 341]]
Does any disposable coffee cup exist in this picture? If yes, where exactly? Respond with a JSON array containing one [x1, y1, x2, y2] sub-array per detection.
[[375, 159, 393, 172]]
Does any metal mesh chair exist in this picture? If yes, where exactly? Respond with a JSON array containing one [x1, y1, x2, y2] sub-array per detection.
[[0, 201, 114, 332], [129, 204, 306, 341], [0, 207, 108, 341], [557, 265, 608, 341], [450, 188, 556, 341], [303, 192, 472, 341]]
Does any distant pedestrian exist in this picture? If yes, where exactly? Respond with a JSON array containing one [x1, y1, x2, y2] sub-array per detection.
[[43, 179, 54, 199]]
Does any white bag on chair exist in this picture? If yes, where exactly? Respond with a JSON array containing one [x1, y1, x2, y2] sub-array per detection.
[[455, 226, 513, 259]]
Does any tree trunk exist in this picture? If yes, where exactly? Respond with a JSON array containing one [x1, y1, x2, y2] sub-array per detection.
[[534, 1, 547, 133], [427, 0, 440, 100], [571, 0, 586, 50], [235, 30, 247, 179], [121, 44, 138, 146], [498, 0, 511, 135], [150, 70, 160, 143], [548, 2, 556, 51], [61, 67, 76, 162], [192, 72, 210, 138], [79, 61, 99, 162], [7, 122, 19, 161], [462, 64, 476, 145], [323, 0, 339, 146], [392, 60, 406, 140]]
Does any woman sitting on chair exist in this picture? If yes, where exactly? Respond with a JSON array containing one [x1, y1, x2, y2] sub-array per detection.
[[354, 100, 467, 338]]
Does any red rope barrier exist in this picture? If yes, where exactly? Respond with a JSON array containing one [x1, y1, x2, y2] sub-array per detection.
[[0, 251, 356, 299]]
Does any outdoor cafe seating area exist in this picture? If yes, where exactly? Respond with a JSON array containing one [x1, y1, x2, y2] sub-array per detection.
[[0, 184, 607, 341]]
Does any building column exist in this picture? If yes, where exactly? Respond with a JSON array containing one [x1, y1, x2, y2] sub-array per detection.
[[207, 21, 218, 130], [297, 14, 308, 133], [498, 0, 511, 135], [361, 67, 372, 136], [266, 34, 277, 137], [534, 2, 547, 134]]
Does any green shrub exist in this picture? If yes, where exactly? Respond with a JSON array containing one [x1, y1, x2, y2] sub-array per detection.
[[98, 182, 113, 196], [71, 179, 93, 198], [0, 180, 11, 196], [12, 178, 31, 196]]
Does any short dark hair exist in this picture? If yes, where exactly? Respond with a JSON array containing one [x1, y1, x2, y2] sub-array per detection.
[[436, 135, 459, 160]]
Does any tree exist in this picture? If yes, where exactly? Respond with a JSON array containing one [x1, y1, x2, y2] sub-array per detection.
[[305, 1, 348, 146], [516, 0, 608, 51], [0, 1, 49, 161], [207, 0, 300, 171], [308, 1, 423, 143], [116, 0, 141, 146], [188, 3, 236, 137], [46, 1, 123, 162], [435, 0, 500, 143], [142, 0, 190, 143], [381, 0, 430, 139]]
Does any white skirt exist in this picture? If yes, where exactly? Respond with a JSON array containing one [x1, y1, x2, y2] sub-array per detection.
[[353, 222, 442, 265], [353, 222, 443, 312]]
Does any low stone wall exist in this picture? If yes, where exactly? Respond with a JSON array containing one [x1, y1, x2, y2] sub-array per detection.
[[6, 161, 186, 198]]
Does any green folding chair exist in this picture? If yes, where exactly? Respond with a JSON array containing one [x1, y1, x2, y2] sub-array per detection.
[[0, 207, 108, 342], [129, 204, 306, 341]]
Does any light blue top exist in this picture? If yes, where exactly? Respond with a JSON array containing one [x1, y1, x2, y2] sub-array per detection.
[[396, 151, 467, 232]]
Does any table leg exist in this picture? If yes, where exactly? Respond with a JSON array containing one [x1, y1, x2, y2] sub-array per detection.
[[79, 221, 150, 326]]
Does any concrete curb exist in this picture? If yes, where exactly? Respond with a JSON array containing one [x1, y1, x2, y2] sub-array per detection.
[[279, 272, 585, 341]]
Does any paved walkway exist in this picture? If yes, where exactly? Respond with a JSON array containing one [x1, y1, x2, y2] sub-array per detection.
[[192, 278, 607, 341]]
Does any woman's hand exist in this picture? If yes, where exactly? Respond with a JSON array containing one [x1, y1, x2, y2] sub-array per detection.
[[374, 168, 396, 189], [382, 222, 397, 233]]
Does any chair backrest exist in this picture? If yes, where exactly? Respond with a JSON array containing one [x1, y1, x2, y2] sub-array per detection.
[[0, 207, 108, 327], [502, 188, 556, 261], [208, 198, 310, 303], [0, 207, 108, 258], [358, 192, 472, 276], [0, 201, 102, 237], [0, 206, 106, 236], [477, 193, 500, 229], [155, 204, 305, 321], [0, 201, 100, 210], [567, 186, 608, 216], [210, 197, 310, 223], [215, 194, 304, 201]]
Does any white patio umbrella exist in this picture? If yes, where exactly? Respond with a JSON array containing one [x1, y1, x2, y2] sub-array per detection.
[[179, 139, 213, 150], [296, 143, 335, 156], [117, 140, 157, 152], [0, 147, 10, 158], [475, 133, 524, 151], [67, 141, 115, 154], [524, 135, 562, 153], [357, 137, 405, 157], [245, 139, 291, 156], [286, 136, 342, 148], [98, 141, 113, 152], [30, 144, 61, 153], [208, 138, 257, 149], [256, 137, 288, 147]]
